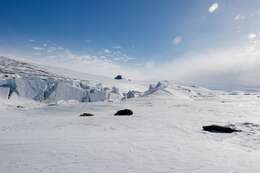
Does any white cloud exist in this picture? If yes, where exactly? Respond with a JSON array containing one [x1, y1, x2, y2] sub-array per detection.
[[112, 57, 121, 61], [53, 50, 141, 78], [172, 36, 183, 45], [9, 39, 260, 89], [47, 47, 57, 53], [145, 60, 155, 69], [32, 46, 45, 50], [33, 52, 41, 56], [103, 49, 112, 54], [125, 57, 136, 61], [142, 40, 260, 89], [28, 39, 35, 42], [208, 3, 219, 13], [57, 46, 64, 50], [24, 46, 142, 79], [248, 33, 257, 40], [234, 14, 241, 21], [112, 46, 121, 49], [18, 37, 260, 89], [97, 48, 135, 63]]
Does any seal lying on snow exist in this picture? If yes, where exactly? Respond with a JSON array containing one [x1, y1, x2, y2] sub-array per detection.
[[114, 109, 133, 116], [114, 75, 123, 80], [80, 113, 94, 117], [203, 125, 241, 133]]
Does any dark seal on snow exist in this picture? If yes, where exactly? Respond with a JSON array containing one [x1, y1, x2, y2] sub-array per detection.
[[114, 109, 133, 116], [114, 75, 123, 80], [80, 113, 94, 117], [203, 125, 241, 133]]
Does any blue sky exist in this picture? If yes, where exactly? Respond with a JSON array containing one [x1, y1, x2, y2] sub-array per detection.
[[1, 0, 260, 89], [0, 0, 256, 60]]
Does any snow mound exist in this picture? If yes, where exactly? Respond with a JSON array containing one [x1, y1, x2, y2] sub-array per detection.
[[174, 85, 216, 99], [140, 81, 217, 100], [142, 81, 172, 97]]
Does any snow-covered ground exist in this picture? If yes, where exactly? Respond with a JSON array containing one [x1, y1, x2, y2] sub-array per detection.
[[1, 56, 260, 173]]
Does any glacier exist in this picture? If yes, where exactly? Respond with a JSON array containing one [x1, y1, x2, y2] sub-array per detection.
[[0, 56, 121, 103]]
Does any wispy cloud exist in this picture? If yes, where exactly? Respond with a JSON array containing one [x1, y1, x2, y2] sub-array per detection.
[[112, 46, 121, 49], [172, 36, 183, 45], [235, 15, 240, 21], [248, 33, 257, 40], [23, 42, 141, 79], [208, 3, 219, 13], [37, 49, 141, 78], [103, 49, 112, 54], [234, 14, 244, 21], [143, 40, 260, 89], [7, 39, 260, 89], [32, 46, 45, 50], [47, 46, 57, 53]]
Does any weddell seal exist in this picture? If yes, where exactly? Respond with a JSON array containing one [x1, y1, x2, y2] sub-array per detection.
[[114, 75, 123, 80], [114, 109, 133, 116], [202, 125, 241, 133], [80, 113, 94, 117]]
